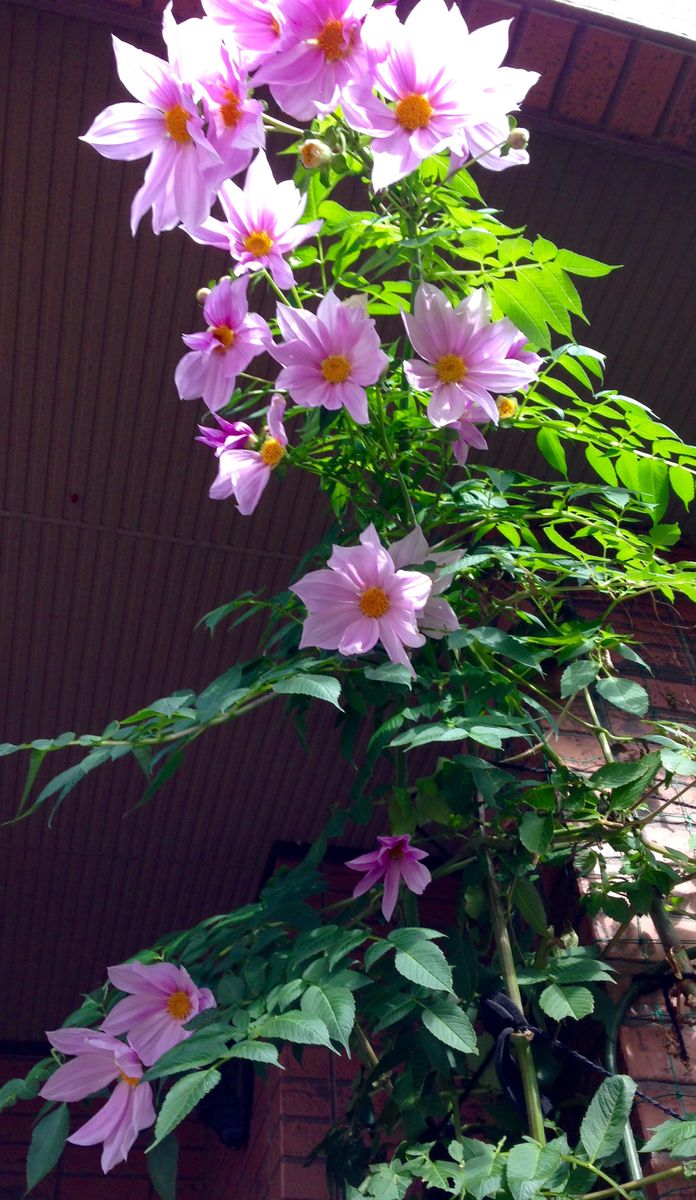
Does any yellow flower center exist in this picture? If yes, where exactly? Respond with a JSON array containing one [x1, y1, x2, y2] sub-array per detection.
[[359, 586, 391, 619], [436, 354, 467, 384], [317, 19, 347, 61], [270, 16, 280, 36], [243, 230, 274, 257], [166, 990, 193, 1021], [164, 103, 191, 144], [321, 354, 351, 384], [212, 324, 235, 352], [220, 89, 242, 129], [496, 395, 518, 420], [119, 1072, 140, 1088], [260, 437, 285, 468], [395, 94, 433, 132]]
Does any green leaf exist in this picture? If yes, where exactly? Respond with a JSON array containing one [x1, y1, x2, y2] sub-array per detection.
[[26, 1104, 69, 1193], [511, 879, 548, 935], [580, 1075, 636, 1163], [536, 428, 568, 477], [254, 1011, 333, 1047], [551, 953, 614, 985], [151, 1068, 221, 1148], [364, 662, 412, 687], [147, 1134, 179, 1200], [519, 812, 553, 854], [590, 757, 658, 789], [555, 249, 617, 277], [144, 1028, 230, 1080], [669, 464, 694, 507], [301, 984, 355, 1051], [227, 1041, 281, 1065], [491, 277, 549, 348], [643, 1117, 696, 1158], [273, 674, 342, 708], [392, 939, 453, 994], [560, 659, 599, 698], [595, 676, 649, 716], [539, 984, 594, 1021], [422, 997, 477, 1053], [585, 445, 618, 486]]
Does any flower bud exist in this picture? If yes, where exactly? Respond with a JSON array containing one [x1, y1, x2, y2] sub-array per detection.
[[300, 139, 333, 170], [196, 287, 211, 305], [507, 127, 529, 151], [496, 395, 518, 420], [342, 293, 370, 314]]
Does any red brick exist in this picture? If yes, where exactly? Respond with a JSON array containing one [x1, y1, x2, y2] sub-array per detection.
[[608, 42, 685, 139], [660, 59, 696, 151], [283, 1047, 331, 1080], [281, 1117, 330, 1159], [556, 26, 632, 126], [59, 1177, 151, 1200], [621, 1019, 696, 1086], [463, 0, 522, 29], [279, 1157, 328, 1200], [510, 10, 577, 111], [280, 1080, 331, 1121]]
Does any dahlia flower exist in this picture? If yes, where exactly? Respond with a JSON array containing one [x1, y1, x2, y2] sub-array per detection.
[[402, 283, 540, 427], [202, 0, 286, 66], [290, 523, 432, 674], [388, 526, 460, 639], [270, 290, 388, 424], [346, 834, 431, 920], [101, 961, 216, 1067], [205, 395, 289, 515], [174, 276, 271, 413], [185, 151, 322, 291], [40, 1029, 155, 1174], [81, 6, 223, 234]]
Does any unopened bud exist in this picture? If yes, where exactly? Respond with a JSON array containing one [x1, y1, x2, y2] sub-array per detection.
[[300, 139, 333, 170], [496, 395, 518, 420], [507, 127, 529, 151], [196, 287, 211, 305], [342, 293, 369, 314]]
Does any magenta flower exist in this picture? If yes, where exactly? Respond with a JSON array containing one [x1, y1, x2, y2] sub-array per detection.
[[290, 523, 432, 674], [346, 835, 431, 921], [204, 395, 289, 515], [101, 961, 216, 1067], [175, 276, 271, 413], [403, 283, 540, 427], [185, 151, 322, 292], [388, 526, 460, 639], [196, 412, 254, 454], [252, 0, 375, 121], [341, 0, 483, 189], [40, 1028, 155, 1174], [270, 291, 388, 425], [202, 0, 286, 66], [81, 7, 223, 234]]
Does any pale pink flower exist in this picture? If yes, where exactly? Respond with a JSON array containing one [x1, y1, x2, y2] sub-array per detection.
[[81, 6, 223, 234], [175, 276, 271, 413], [403, 283, 540, 427], [270, 291, 388, 425], [204, 395, 288, 515], [185, 151, 322, 292], [252, 0, 375, 121], [101, 961, 216, 1067], [388, 526, 460, 639], [290, 524, 431, 675], [450, 416, 489, 465], [40, 1029, 155, 1174], [202, 0, 286, 67], [341, 0, 483, 189], [163, 14, 264, 178], [346, 835, 431, 920]]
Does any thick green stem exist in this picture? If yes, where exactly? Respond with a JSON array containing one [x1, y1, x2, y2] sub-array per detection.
[[576, 1164, 684, 1200], [485, 848, 546, 1144]]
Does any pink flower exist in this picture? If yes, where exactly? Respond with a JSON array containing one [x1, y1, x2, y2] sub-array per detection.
[[290, 523, 432, 675], [402, 283, 540, 427], [252, 0, 375, 121], [175, 276, 271, 413], [185, 151, 323, 292], [450, 416, 489, 465], [341, 0, 482, 189], [204, 395, 288, 515], [81, 6, 223, 234], [101, 961, 216, 1067], [196, 413, 254, 453], [39, 1028, 155, 1174], [270, 291, 388, 425], [388, 526, 460, 639], [346, 835, 431, 920], [202, 0, 286, 67]]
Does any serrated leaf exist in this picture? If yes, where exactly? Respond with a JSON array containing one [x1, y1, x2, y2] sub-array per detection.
[[539, 984, 594, 1021], [519, 812, 553, 854], [422, 997, 477, 1052], [26, 1104, 69, 1193], [537, 428, 568, 477], [669, 464, 695, 508], [393, 940, 453, 993], [147, 1134, 178, 1200], [301, 984, 355, 1051], [273, 674, 342, 708], [595, 676, 649, 716], [560, 659, 599, 698], [643, 1117, 696, 1158], [254, 1011, 333, 1047], [151, 1069, 221, 1148], [555, 249, 617, 277], [227, 1041, 280, 1064], [590, 756, 659, 789], [585, 445, 618, 486], [580, 1075, 636, 1163], [144, 1028, 230, 1080], [511, 879, 548, 935]]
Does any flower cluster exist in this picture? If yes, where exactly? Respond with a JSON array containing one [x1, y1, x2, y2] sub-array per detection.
[[40, 963, 215, 1173]]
